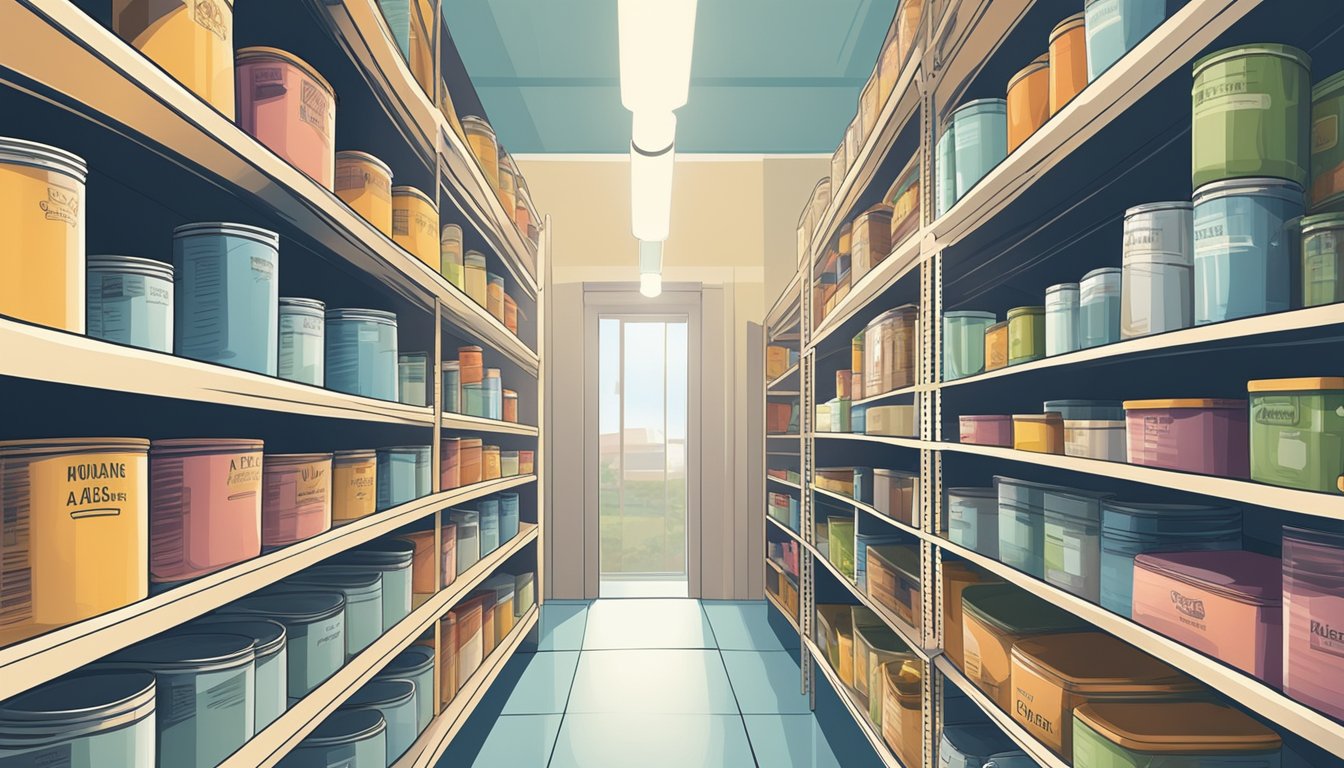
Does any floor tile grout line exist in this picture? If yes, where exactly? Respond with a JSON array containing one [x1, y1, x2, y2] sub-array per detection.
[[704, 602, 763, 768], [544, 601, 591, 768]]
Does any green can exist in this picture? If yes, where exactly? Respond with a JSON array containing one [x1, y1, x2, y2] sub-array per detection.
[[1249, 377, 1344, 494], [1302, 212, 1344, 306], [1191, 44, 1311, 189], [1311, 72, 1344, 210], [1073, 701, 1282, 767], [1006, 306, 1045, 365], [828, 517, 856, 581]]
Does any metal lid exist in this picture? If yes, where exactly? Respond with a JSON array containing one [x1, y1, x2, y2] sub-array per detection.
[[946, 486, 997, 499], [344, 679, 415, 710], [1008, 54, 1050, 89], [465, 251, 487, 266], [1314, 70, 1344, 100], [1010, 632, 1199, 692], [280, 565, 383, 593], [1125, 201, 1192, 217], [1050, 13, 1086, 39], [300, 709, 386, 748], [333, 449, 377, 461], [279, 297, 326, 313], [87, 255, 174, 280], [1006, 305, 1045, 317], [0, 437, 149, 458], [1302, 212, 1344, 234], [235, 46, 335, 95], [442, 360, 461, 371], [333, 537, 416, 568], [944, 310, 997, 320], [952, 98, 1007, 117], [1247, 376, 1344, 393], [377, 645, 436, 679], [1081, 266, 1122, 281], [1123, 398, 1245, 410], [173, 221, 280, 247], [325, 307, 398, 325], [184, 617, 286, 658], [220, 591, 346, 624], [1193, 43, 1310, 77], [1045, 282, 1079, 294], [460, 115, 496, 136], [1074, 701, 1281, 753], [1012, 412, 1063, 423], [335, 151, 393, 177], [101, 633, 256, 673], [0, 136, 87, 180], [392, 185, 436, 207], [1134, 550, 1282, 604], [378, 445, 430, 456], [0, 671, 155, 744], [1192, 177, 1304, 205], [441, 222, 464, 240]]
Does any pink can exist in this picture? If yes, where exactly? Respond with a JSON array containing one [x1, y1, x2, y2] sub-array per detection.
[[959, 414, 1014, 447], [441, 437, 461, 490], [236, 47, 336, 189], [1284, 526, 1344, 720], [150, 438, 263, 582], [1123, 398, 1249, 477], [261, 452, 332, 547], [1132, 550, 1282, 686]]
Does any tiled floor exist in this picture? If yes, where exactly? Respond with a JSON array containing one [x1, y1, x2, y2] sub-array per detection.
[[441, 598, 881, 767]]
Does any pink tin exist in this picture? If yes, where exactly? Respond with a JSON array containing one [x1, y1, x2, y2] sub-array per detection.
[[1284, 526, 1344, 720], [960, 414, 1014, 447], [149, 438, 263, 582], [261, 452, 333, 547], [1123, 398, 1249, 477], [236, 47, 336, 189], [1132, 550, 1282, 686], [441, 437, 461, 490]]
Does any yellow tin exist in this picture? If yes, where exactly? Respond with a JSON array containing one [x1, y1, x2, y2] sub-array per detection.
[[462, 116, 499, 191], [465, 251, 488, 306], [440, 223, 465, 290], [496, 151, 518, 220], [335, 151, 393, 236], [113, 0, 235, 116], [392, 186, 439, 269], [483, 446, 501, 481], [331, 449, 377, 525]]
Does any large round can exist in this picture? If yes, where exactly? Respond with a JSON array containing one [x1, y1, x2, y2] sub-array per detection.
[[458, 345, 485, 385], [375, 644, 436, 732], [172, 222, 279, 375], [496, 151, 518, 220], [1302, 212, 1344, 306], [112, 0, 235, 116], [1049, 14, 1087, 114], [1078, 267, 1122, 348], [1311, 72, 1344, 210], [0, 671, 155, 767], [376, 445, 431, 511], [464, 251, 488, 306], [1044, 283, 1079, 356], [487, 273, 506, 322], [1121, 202, 1193, 338], [1192, 177, 1304, 324], [324, 308, 399, 401], [86, 255, 174, 352], [936, 124, 957, 217], [441, 436, 461, 490], [460, 438, 484, 484], [440, 223, 465, 289], [335, 151, 393, 236], [951, 99, 1008, 200], [441, 360, 461, 413], [271, 567, 381, 659], [331, 449, 377, 524], [1007, 306, 1045, 364], [278, 297, 325, 386], [148, 438, 263, 582], [0, 438, 149, 631], [183, 616, 287, 730], [1084, 0, 1165, 81], [282, 709, 386, 768], [218, 592, 345, 703], [330, 538, 415, 631], [0, 138, 87, 332], [398, 352, 429, 407], [235, 47, 336, 189], [392, 186, 439, 269], [340, 679, 417, 762], [1191, 44, 1311, 189], [262, 452, 333, 547], [462, 116, 499, 191], [1007, 55, 1050, 152]]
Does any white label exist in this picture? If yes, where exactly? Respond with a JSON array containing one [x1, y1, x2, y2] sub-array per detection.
[[1194, 92, 1271, 119], [1277, 430, 1309, 471]]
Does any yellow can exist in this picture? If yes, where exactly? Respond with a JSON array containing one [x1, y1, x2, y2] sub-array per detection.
[[496, 151, 518, 220], [0, 438, 149, 631], [1013, 412, 1065, 454], [483, 445, 501, 481], [392, 186, 440, 269], [440, 223, 465, 289], [464, 251, 488, 307], [335, 151, 393, 236], [462, 116, 499, 191], [0, 139, 87, 332], [487, 273, 505, 321], [331, 449, 377, 525], [112, 0, 235, 117]]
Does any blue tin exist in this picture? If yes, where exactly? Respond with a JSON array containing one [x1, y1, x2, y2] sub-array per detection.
[[398, 352, 428, 406], [0, 671, 157, 768], [277, 297, 325, 386], [1122, 201, 1194, 338], [272, 568, 383, 660], [1045, 283, 1079, 356], [852, 405, 867, 433], [1100, 500, 1242, 617], [325, 307, 399, 400], [441, 361, 461, 413], [218, 593, 345, 704], [377, 445, 431, 510], [943, 310, 997, 381], [478, 499, 501, 555], [86, 255, 174, 352], [449, 510, 481, 574], [283, 709, 386, 768], [1084, 0, 1166, 81], [331, 539, 415, 632], [995, 476, 1050, 579], [1192, 178, 1304, 324], [947, 487, 998, 557], [940, 723, 1020, 768], [342, 680, 417, 763], [173, 222, 279, 375], [952, 99, 1008, 200], [179, 617, 287, 732], [1078, 267, 1122, 348], [937, 123, 957, 216], [374, 645, 435, 733], [499, 493, 520, 542], [485, 369, 503, 420]]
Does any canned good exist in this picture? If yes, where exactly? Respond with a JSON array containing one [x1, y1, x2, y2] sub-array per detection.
[[1007, 54, 1050, 152], [1121, 202, 1193, 338], [1079, 267, 1122, 348], [182, 616, 287, 730], [0, 671, 155, 767], [1192, 178, 1304, 324], [1006, 305, 1045, 364], [112, 0, 235, 115], [1311, 72, 1344, 210], [325, 308, 399, 401], [376, 446, 431, 511], [952, 99, 1008, 199], [261, 453, 333, 547], [487, 273, 505, 322], [464, 251, 488, 306], [331, 449, 377, 525], [272, 567, 381, 659], [236, 47, 336, 188], [462, 116, 499, 190], [283, 709, 385, 768], [86, 255, 174, 353], [172, 222, 279, 375], [1049, 14, 1087, 114], [1302, 213, 1344, 306], [392, 186, 440, 269], [440, 223, 464, 289], [149, 438, 263, 582], [334, 151, 393, 236], [398, 352, 428, 407], [218, 592, 344, 702], [1044, 283, 1079, 356], [1084, 0, 1165, 81], [331, 539, 415, 631], [277, 297, 325, 386]]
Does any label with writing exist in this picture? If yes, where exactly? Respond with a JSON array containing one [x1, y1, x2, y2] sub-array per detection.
[[0, 744, 72, 768], [299, 80, 331, 138], [1311, 616, 1344, 659], [1314, 113, 1340, 154], [39, 184, 79, 227]]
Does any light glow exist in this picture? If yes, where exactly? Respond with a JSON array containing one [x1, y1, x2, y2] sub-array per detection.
[[633, 111, 677, 153], [617, 0, 698, 114], [639, 272, 663, 298], [630, 142, 674, 242]]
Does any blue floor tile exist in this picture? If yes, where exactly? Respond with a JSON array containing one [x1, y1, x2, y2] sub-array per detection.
[[457, 714, 561, 767], [568, 649, 738, 714], [549, 713, 756, 768], [702, 601, 786, 651], [500, 651, 580, 715], [720, 650, 811, 714], [582, 599, 717, 650], [535, 602, 590, 652], [742, 715, 844, 768]]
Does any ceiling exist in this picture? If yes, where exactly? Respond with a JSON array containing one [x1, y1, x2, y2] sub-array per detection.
[[445, 0, 899, 154]]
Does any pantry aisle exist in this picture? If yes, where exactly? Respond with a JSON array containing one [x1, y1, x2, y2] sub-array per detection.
[[438, 599, 884, 767]]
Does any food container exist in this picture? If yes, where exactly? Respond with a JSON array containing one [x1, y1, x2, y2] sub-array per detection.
[[464, 251, 488, 307], [482, 445, 502, 481], [1312, 73, 1344, 210], [1132, 550, 1282, 685], [486, 273, 506, 322], [853, 617, 905, 702], [866, 544, 921, 631], [863, 305, 918, 396], [440, 437, 461, 490], [518, 449, 534, 475], [442, 599, 484, 697], [112, 0, 234, 114], [0, 671, 155, 767], [98, 634, 255, 767], [887, 158, 921, 245], [441, 360, 461, 414], [392, 186, 440, 269], [331, 449, 377, 525], [894, 0, 924, 70], [812, 178, 834, 232], [941, 563, 1002, 670], [285, 709, 386, 768], [943, 310, 997, 381], [184, 616, 287, 730], [376, 445, 431, 510], [236, 47, 335, 188], [1249, 377, 1344, 493], [440, 223, 465, 289], [937, 124, 957, 217], [1043, 486, 1112, 601], [149, 438, 262, 582], [852, 205, 893, 280], [1192, 178, 1304, 324], [865, 404, 916, 437], [1007, 54, 1050, 152], [220, 593, 343, 703], [495, 152, 517, 220], [458, 345, 484, 386], [952, 99, 1008, 199], [1009, 632, 1201, 756], [960, 414, 1013, 447], [460, 438, 484, 485], [277, 297, 325, 386], [1123, 398, 1249, 476], [1084, 0, 1166, 81], [325, 308, 399, 401], [261, 452, 332, 548], [1283, 526, 1344, 720], [499, 493, 521, 542], [173, 222, 279, 375], [985, 321, 1009, 370], [478, 499, 501, 555], [504, 294, 519, 335], [961, 583, 1089, 711], [86, 255, 174, 353], [1063, 420, 1126, 460], [1079, 267, 1122, 348], [500, 389, 520, 424], [483, 573, 517, 642], [873, 469, 919, 526], [940, 723, 1020, 768], [485, 368, 504, 420], [272, 567, 381, 659], [449, 510, 481, 575], [1013, 413, 1064, 454], [515, 572, 535, 616], [461, 116, 499, 191], [1192, 44, 1311, 189], [826, 517, 856, 581], [331, 538, 415, 631], [374, 644, 436, 732], [341, 679, 417, 762], [880, 660, 924, 768], [831, 141, 847, 191], [1007, 306, 1046, 364], [1302, 213, 1344, 306], [1073, 701, 1282, 768], [1100, 500, 1241, 618], [397, 352, 428, 407], [1044, 400, 1125, 421], [1045, 283, 1079, 356], [1049, 14, 1087, 114], [997, 476, 1049, 578], [947, 487, 998, 556], [1121, 202, 1193, 338], [334, 151, 393, 235]]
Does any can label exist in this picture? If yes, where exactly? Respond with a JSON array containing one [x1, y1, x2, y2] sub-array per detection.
[[0, 744, 72, 767], [299, 80, 331, 138], [1310, 616, 1344, 659], [193, 0, 229, 41], [1314, 113, 1340, 154], [39, 184, 79, 227]]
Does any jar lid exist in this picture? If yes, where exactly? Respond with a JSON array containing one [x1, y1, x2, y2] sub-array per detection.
[[1247, 377, 1344, 393], [1013, 412, 1063, 423], [326, 307, 398, 325], [87, 254, 174, 280], [264, 452, 333, 465], [184, 617, 286, 658], [334, 151, 393, 177], [333, 449, 377, 460], [334, 537, 416, 568], [279, 296, 326, 312], [377, 645, 436, 678], [150, 438, 263, 457], [953, 98, 1008, 117], [460, 115, 495, 134], [944, 310, 997, 320], [222, 591, 346, 623], [1008, 54, 1050, 89], [1123, 398, 1245, 410], [1192, 177, 1304, 205], [1302, 212, 1344, 233], [1074, 702, 1281, 753], [392, 185, 436, 207], [236, 47, 335, 95], [1193, 43, 1310, 77], [1314, 70, 1344, 100], [281, 565, 383, 591], [1081, 267, 1122, 280], [1045, 282, 1079, 294], [0, 437, 149, 458], [0, 136, 87, 180]]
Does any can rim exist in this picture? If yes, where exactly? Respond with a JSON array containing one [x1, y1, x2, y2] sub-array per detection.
[[173, 222, 280, 247], [392, 185, 436, 207], [303, 709, 388, 747], [279, 296, 327, 312], [326, 307, 398, 324], [1007, 55, 1050, 89], [1050, 13, 1085, 39], [1125, 201, 1192, 217], [0, 671, 155, 740], [0, 136, 87, 180], [87, 254, 174, 278], [1193, 43, 1311, 76], [236, 46, 335, 95], [1191, 177, 1304, 203], [333, 449, 377, 460], [953, 98, 1007, 116], [335, 150, 393, 177], [1301, 212, 1344, 232]]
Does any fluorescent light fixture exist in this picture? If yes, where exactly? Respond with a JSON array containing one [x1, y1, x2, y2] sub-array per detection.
[[640, 272, 663, 298], [617, 0, 698, 114], [638, 240, 663, 298], [632, 111, 677, 153], [630, 141, 674, 241]]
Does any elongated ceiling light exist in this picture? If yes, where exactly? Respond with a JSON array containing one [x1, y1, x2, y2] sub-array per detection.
[[639, 240, 663, 298]]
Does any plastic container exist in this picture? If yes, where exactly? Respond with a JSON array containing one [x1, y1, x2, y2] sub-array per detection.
[[952, 99, 1008, 199], [482, 445, 502, 481], [0, 671, 156, 767], [461, 116, 499, 191], [111, 0, 234, 115], [1192, 45, 1311, 189], [262, 452, 333, 547], [1123, 399, 1249, 476], [495, 152, 517, 220], [1064, 419, 1127, 460], [940, 723, 1021, 768], [943, 310, 996, 380], [1079, 267, 1122, 348], [947, 487, 998, 557], [441, 437, 461, 490], [173, 222, 279, 374], [1008, 54, 1051, 152], [503, 390, 519, 423], [1045, 283, 1079, 356], [1302, 213, 1344, 306], [449, 510, 481, 575], [325, 308, 399, 401], [1010, 632, 1200, 756], [1073, 701, 1282, 768], [331, 449, 377, 525], [331, 538, 415, 631], [941, 562, 1002, 670], [478, 498, 502, 555], [960, 414, 1013, 447], [464, 251, 488, 307], [1007, 306, 1045, 364], [853, 618, 905, 702], [499, 493, 521, 542], [519, 450, 534, 475], [1192, 178, 1304, 323], [459, 438, 483, 485], [376, 445, 430, 510], [277, 297, 325, 386], [1312, 72, 1344, 210], [441, 361, 461, 414], [486, 274, 506, 323], [863, 305, 918, 396], [86, 255, 174, 353], [880, 659, 924, 768], [392, 186, 440, 269], [501, 450, 520, 477], [440, 223, 465, 289], [281, 709, 385, 768], [236, 48, 335, 188], [398, 352, 428, 407], [273, 567, 382, 659], [852, 205, 893, 280], [1084, 0, 1166, 81], [185, 616, 287, 730], [1132, 550, 1282, 685], [1283, 526, 1344, 720], [1049, 14, 1087, 114], [1249, 377, 1344, 493], [218, 592, 344, 703], [375, 644, 435, 732], [873, 469, 918, 526], [865, 404, 915, 437], [1013, 413, 1064, 454], [997, 476, 1049, 578], [149, 438, 262, 582], [937, 124, 957, 217], [341, 679, 417, 762], [985, 321, 1009, 370], [961, 583, 1089, 710], [1043, 400, 1125, 421], [485, 368, 504, 420], [1121, 202, 1193, 338], [334, 151, 393, 235], [1043, 486, 1112, 601], [866, 544, 921, 631], [504, 294, 519, 335]]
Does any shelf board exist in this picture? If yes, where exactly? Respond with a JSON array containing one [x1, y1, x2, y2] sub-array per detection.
[[221, 524, 539, 767], [766, 514, 805, 544], [802, 636, 906, 768], [809, 234, 924, 351], [767, 364, 800, 390], [810, 485, 930, 543], [765, 592, 801, 635], [768, 432, 803, 439], [935, 656, 1068, 768], [814, 433, 925, 451], [768, 476, 803, 491], [853, 382, 921, 407], [768, 390, 802, 398], [394, 604, 540, 768], [804, 538, 928, 662], [933, 441, 1344, 520], [766, 268, 804, 329], [0, 476, 536, 699], [441, 412, 541, 436], [935, 535, 1344, 758]]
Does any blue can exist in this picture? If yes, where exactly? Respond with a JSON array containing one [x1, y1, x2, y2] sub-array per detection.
[[952, 99, 1008, 200], [485, 368, 503, 420], [183, 616, 287, 731], [995, 476, 1051, 579], [441, 361, 461, 413], [1078, 267, 1121, 348], [330, 539, 415, 632], [947, 487, 998, 557], [374, 645, 435, 733], [217, 593, 345, 704], [499, 492, 520, 542], [936, 123, 957, 216], [271, 567, 383, 660], [377, 445, 430, 510], [478, 498, 501, 555], [325, 308, 399, 400], [1045, 282, 1079, 356], [86, 255, 174, 352], [1084, 0, 1166, 81], [282, 709, 386, 768], [0, 671, 157, 768], [173, 222, 279, 375], [278, 297, 325, 386], [448, 509, 481, 574], [1192, 178, 1304, 325], [1100, 500, 1242, 617], [341, 680, 417, 763]]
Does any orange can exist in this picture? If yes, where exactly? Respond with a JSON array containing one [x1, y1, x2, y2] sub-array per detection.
[[335, 151, 393, 236], [392, 186, 440, 269], [1049, 14, 1088, 114], [1008, 54, 1051, 151], [113, 0, 235, 116], [458, 346, 484, 385]]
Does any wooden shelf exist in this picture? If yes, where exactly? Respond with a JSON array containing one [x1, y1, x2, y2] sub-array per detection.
[[441, 411, 541, 436], [803, 636, 907, 768], [805, 538, 928, 662], [809, 234, 924, 351], [768, 476, 803, 491], [854, 383, 921, 407], [765, 592, 801, 635], [814, 433, 924, 451], [768, 363, 800, 391], [810, 485, 929, 543], [935, 656, 1068, 768]]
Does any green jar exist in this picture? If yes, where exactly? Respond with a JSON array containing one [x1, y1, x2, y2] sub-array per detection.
[[1073, 701, 1282, 767], [1302, 212, 1344, 306], [1249, 377, 1344, 493], [1006, 306, 1045, 365], [1311, 72, 1344, 210], [1191, 44, 1311, 189]]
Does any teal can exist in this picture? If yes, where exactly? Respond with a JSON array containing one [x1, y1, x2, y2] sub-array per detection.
[[478, 498, 501, 555], [1084, 0, 1166, 81], [1191, 44, 1311, 189], [342, 679, 417, 764], [325, 308, 399, 401], [271, 567, 384, 660], [943, 310, 996, 380], [86, 255, 174, 353], [499, 492, 521, 542], [937, 123, 957, 216], [449, 509, 481, 574], [280, 709, 386, 768], [0, 671, 156, 768], [1192, 177, 1304, 324], [1301, 212, 1344, 306], [952, 99, 1008, 200], [331, 539, 415, 632], [376, 445, 431, 510], [1045, 283, 1079, 356], [463, 382, 489, 418], [278, 297, 325, 386], [375, 645, 435, 733], [218, 592, 345, 704], [180, 617, 288, 731], [1078, 267, 1122, 348], [173, 222, 279, 375]]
